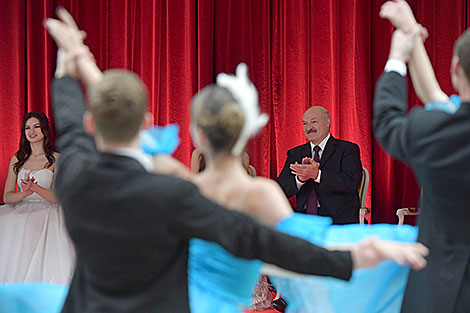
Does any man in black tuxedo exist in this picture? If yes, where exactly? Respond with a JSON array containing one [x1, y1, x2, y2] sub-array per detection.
[[277, 106, 362, 224], [373, 19, 470, 313]]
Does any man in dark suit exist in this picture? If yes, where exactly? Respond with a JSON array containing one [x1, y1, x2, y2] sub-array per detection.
[[373, 20, 470, 313], [277, 106, 363, 224]]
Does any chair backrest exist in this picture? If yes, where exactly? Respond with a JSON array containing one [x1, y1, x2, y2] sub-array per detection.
[[358, 167, 369, 208], [191, 149, 255, 177]]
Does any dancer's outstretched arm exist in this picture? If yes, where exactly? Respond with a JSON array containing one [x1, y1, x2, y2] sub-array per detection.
[[380, 0, 448, 104], [263, 236, 428, 276], [408, 36, 449, 103], [251, 180, 428, 273]]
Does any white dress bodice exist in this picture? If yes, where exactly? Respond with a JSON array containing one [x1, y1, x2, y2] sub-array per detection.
[[17, 168, 54, 203]]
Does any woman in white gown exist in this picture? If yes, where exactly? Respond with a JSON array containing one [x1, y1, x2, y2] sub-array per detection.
[[0, 111, 74, 284]]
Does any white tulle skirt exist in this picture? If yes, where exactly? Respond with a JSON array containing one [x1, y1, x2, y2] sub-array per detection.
[[0, 199, 75, 285]]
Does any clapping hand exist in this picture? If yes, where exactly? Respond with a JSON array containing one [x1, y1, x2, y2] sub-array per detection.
[[20, 175, 38, 197], [290, 157, 320, 182]]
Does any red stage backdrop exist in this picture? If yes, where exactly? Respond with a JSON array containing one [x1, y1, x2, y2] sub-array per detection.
[[1, 0, 468, 223]]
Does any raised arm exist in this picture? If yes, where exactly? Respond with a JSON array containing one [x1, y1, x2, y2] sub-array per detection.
[[45, 7, 103, 87], [409, 36, 449, 103], [380, 0, 448, 104], [44, 7, 106, 194]]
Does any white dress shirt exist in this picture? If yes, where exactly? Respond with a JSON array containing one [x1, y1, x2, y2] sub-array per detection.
[[111, 147, 154, 172]]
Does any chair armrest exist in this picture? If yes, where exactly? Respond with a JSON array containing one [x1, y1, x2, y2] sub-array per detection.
[[396, 207, 419, 226], [396, 207, 418, 216], [359, 207, 371, 225]]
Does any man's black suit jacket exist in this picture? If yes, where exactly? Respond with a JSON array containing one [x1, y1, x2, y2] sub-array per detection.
[[51, 77, 353, 313], [277, 136, 362, 224], [374, 71, 470, 313]]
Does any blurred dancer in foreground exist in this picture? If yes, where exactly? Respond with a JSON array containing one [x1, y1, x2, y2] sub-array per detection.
[[376, 1, 470, 312]]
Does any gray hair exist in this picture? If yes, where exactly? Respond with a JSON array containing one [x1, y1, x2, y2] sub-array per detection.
[[305, 106, 331, 122]]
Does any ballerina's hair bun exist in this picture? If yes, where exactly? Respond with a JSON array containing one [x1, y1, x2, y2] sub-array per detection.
[[191, 85, 244, 153]]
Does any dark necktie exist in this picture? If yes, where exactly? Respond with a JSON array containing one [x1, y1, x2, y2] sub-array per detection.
[[305, 146, 321, 215]]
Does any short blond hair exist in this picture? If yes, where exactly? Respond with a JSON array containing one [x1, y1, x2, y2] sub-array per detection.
[[191, 85, 244, 153], [454, 28, 470, 81], [88, 70, 148, 143]]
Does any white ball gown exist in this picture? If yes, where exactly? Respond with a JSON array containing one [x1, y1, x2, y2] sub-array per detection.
[[0, 168, 75, 284]]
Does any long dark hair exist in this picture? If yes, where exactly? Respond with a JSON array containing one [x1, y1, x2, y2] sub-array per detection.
[[13, 111, 55, 174]]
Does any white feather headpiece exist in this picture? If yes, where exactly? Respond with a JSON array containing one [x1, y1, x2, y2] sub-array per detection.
[[216, 63, 269, 156]]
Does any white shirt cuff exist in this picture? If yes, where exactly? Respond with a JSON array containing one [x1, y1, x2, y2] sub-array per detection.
[[314, 170, 321, 183], [296, 176, 306, 189], [385, 59, 407, 77], [296, 171, 321, 189]]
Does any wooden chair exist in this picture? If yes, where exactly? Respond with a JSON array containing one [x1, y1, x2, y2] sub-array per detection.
[[359, 167, 371, 225]]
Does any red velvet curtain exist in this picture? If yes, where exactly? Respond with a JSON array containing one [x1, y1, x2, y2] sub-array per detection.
[[0, 1, 26, 196], [0, 0, 468, 223]]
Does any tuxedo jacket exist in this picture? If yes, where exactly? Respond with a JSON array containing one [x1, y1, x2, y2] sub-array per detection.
[[51, 77, 353, 313], [277, 136, 362, 224], [374, 71, 470, 313]]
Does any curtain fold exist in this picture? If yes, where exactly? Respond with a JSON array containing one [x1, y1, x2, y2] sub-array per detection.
[[0, 0, 468, 222], [0, 1, 26, 199]]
